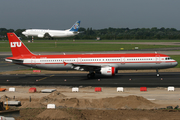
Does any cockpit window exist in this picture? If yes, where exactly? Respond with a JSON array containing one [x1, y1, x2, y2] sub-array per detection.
[[165, 57, 172, 60]]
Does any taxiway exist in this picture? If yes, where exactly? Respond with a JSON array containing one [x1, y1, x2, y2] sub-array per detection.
[[0, 73, 179, 87]]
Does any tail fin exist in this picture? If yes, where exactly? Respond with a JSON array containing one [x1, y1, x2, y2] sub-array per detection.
[[69, 21, 81, 32], [7, 33, 34, 57]]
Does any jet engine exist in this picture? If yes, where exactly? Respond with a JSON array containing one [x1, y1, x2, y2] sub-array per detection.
[[37, 34, 44, 38], [100, 67, 116, 76]]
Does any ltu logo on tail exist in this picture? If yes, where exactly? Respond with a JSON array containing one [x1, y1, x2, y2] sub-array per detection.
[[10, 42, 22, 47]]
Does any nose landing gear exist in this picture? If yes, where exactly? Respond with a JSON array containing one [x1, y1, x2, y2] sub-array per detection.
[[156, 69, 159, 77]]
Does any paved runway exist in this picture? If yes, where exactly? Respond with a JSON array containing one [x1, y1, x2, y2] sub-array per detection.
[[0, 72, 180, 87]]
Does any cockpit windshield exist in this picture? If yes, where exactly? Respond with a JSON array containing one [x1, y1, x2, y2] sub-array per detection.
[[165, 57, 173, 60]]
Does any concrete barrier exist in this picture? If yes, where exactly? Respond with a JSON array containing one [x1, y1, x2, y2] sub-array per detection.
[[95, 87, 102, 92], [0, 116, 15, 120], [9, 88, 15, 92], [41, 89, 56, 93], [117, 87, 124, 92], [140, 87, 147, 91], [72, 87, 79, 92], [47, 104, 56, 109], [29, 88, 36, 93], [168, 86, 175, 91], [33, 70, 41, 73]]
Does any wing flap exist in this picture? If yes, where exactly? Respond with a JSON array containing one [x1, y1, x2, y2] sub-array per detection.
[[71, 63, 101, 71]]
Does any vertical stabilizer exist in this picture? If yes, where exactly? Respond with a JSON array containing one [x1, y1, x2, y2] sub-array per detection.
[[7, 33, 34, 57], [69, 21, 81, 32]]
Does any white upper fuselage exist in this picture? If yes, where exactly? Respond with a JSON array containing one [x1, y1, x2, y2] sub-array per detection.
[[22, 29, 78, 38]]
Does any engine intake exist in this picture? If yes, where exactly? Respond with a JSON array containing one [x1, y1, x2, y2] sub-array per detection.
[[100, 67, 116, 76], [38, 34, 44, 38]]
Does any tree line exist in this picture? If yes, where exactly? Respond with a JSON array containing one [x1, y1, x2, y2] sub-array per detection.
[[1, 27, 180, 40]]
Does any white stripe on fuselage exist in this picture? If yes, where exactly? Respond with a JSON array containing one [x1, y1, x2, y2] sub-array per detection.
[[14, 56, 177, 70]]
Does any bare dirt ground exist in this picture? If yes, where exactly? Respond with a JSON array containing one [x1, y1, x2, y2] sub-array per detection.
[[17, 108, 180, 120], [0, 86, 180, 120]]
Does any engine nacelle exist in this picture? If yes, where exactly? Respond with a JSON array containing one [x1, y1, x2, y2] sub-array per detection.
[[38, 34, 44, 38], [100, 67, 116, 76]]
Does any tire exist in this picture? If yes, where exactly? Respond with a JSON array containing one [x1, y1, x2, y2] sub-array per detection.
[[87, 74, 91, 79], [87, 72, 95, 79]]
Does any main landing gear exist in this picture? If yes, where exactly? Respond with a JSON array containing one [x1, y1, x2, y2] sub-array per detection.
[[156, 69, 159, 77], [87, 72, 95, 79]]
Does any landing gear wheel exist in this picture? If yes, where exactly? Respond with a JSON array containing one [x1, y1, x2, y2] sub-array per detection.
[[87, 74, 91, 79], [87, 72, 95, 79], [156, 69, 160, 77]]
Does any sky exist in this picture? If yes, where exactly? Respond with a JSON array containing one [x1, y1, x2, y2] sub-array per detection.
[[1, 0, 180, 30]]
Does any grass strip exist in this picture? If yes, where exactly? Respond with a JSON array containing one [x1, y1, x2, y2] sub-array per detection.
[[0, 42, 180, 52]]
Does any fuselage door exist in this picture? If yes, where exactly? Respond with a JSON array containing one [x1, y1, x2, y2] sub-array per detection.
[[77, 57, 82, 64], [121, 57, 125, 64], [156, 55, 160, 64]]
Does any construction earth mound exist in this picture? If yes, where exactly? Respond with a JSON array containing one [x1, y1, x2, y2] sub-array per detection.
[[8, 91, 156, 109]]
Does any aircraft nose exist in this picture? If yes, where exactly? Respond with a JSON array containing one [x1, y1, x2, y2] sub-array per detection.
[[22, 31, 26, 35], [173, 61, 178, 67]]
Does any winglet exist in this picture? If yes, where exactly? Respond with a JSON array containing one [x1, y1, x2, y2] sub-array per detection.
[[7, 33, 34, 57]]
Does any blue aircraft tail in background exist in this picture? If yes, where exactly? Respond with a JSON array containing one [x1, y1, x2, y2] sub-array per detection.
[[69, 21, 81, 32]]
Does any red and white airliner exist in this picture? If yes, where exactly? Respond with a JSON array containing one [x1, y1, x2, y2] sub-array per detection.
[[5, 33, 178, 78]]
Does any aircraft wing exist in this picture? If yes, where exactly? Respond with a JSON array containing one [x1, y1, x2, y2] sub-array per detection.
[[38, 33, 53, 38], [70, 63, 117, 77], [65, 62, 115, 72], [73, 31, 83, 34], [73, 31, 79, 34], [72, 63, 101, 71]]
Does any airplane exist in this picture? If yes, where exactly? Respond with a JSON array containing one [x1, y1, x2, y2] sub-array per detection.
[[22, 21, 81, 39], [5, 33, 178, 78]]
